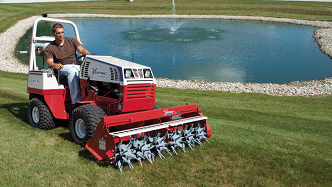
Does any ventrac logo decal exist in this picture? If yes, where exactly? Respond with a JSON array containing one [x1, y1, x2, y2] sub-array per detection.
[[163, 109, 179, 116], [135, 70, 140, 77], [92, 68, 107, 76]]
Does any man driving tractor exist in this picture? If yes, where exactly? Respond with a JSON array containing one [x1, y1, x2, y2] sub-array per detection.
[[44, 23, 90, 104]]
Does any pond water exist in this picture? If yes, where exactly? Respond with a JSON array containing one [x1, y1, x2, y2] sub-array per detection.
[[36, 18, 332, 84]]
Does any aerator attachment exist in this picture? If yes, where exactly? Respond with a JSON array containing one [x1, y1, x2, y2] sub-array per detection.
[[111, 119, 210, 173], [85, 104, 212, 173]]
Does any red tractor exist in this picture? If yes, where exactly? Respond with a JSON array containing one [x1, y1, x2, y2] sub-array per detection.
[[27, 17, 211, 172]]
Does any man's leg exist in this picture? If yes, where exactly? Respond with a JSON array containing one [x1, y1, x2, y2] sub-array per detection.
[[59, 64, 82, 104]]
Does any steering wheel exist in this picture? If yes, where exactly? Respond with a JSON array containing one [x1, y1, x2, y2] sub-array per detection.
[[76, 53, 96, 65]]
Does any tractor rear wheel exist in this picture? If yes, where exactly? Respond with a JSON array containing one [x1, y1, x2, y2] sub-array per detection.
[[69, 104, 106, 146], [27, 97, 56, 130]]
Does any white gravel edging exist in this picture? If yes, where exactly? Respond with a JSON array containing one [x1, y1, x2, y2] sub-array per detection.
[[156, 78, 332, 96], [0, 16, 40, 74], [1, 14, 332, 96]]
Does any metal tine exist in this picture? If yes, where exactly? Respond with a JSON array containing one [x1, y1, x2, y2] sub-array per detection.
[[182, 124, 193, 150], [139, 160, 143, 167], [187, 143, 193, 150], [129, 163, 134, 170], [144, 136, 154, 164], [177, 126, 186, 153], [143, 139, 156, 164], [134, 150, 143, 167], [164, 148, 172, 156], [189, 123, 194, 131], [146, 158, 153, 164], [135, 152, 145, 165], [155, 130, 160, 142], [189, 123, 196, 147], [131, 134, 141, 149], [117, 136, 144, 172], [186, 140, 194, 150], [195, 124, 211, 145], [162, 133, 172, 156], [181, 145, 186, 153], [195, 121, 200, 128], [136, 149, 151, 165], [195, 139, 204, 146], [201, 124, 211, 145], [134, 134, 144, 167], [169, 128, 178, 155], [169, 126, 176, 138], [156, 129, 160, 137], [157, 151, 165, 159], [116, 161, 123, 174], [171, 146, 178, 155], [149, 131, 154, 142], [130, 134, 143, 167], [138, 136, 153, 164], [124, 160, 134, 171], [192, 122, 205, 146], [156, 132, 166, 159], [129, 136, 136, 148], [156, 132, 172, 159], [169, 132, 178, 155], [180, 125, 186, 153], [169, 126, 185, 154]]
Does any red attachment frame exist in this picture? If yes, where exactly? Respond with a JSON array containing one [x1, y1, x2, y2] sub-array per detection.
[[85, 104, 211, 164]]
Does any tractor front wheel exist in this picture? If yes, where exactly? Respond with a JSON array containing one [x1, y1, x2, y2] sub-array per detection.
[[27, 97, 56, 130], [69, 104, 106, 146]]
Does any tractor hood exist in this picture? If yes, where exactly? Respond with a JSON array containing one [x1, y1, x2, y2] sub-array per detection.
[[80, 55, 156, 86]]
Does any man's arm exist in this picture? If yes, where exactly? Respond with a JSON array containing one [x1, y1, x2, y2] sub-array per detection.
[[77, 45, 90, 55], [46, 58, 63, 70]]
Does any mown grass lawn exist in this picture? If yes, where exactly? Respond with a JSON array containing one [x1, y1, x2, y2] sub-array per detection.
[[0, 70, 331, 186], [1, 0, 332, 33], [1, 0, 332, 186]]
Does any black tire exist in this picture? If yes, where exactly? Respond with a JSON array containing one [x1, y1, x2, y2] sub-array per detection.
[[27, 97, 56, 130], [69, 104, 106, 146]]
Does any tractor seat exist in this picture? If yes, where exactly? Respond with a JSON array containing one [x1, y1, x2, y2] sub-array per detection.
[[53, 69, 68, 86]]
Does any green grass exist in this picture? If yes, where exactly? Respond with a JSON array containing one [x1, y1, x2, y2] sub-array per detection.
[[1, 0, 332, 186], [1, 0, 332, 33], [0, 70, 331, 186]]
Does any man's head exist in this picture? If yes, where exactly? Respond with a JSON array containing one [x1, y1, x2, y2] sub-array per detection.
[[52, 23, 65, 43]]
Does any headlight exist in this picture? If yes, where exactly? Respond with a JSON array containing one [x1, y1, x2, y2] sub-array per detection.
[[125, 69, 133, 78], [144, 69, 152, 78]]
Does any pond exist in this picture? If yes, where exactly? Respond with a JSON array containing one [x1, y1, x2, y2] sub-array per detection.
[[23, 18, 332, 84]]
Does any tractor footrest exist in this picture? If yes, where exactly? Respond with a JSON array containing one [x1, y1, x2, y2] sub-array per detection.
[[109, 116, 207, 138]]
